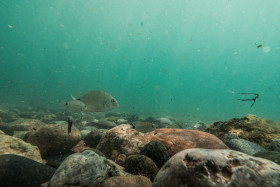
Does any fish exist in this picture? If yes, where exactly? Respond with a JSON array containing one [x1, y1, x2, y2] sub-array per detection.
[[64, 95, 87, 112], [79, 90, 119, 112]]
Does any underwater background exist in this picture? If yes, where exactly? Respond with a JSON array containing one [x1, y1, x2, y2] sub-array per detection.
[[0, 0, 280, 123]]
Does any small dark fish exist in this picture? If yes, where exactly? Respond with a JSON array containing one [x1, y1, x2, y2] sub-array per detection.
[[67, 117, 73, 133], [257, 44, 263, 48]]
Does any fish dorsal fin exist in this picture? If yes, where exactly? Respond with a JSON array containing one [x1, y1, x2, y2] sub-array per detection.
[[70, 95, 77, 100]]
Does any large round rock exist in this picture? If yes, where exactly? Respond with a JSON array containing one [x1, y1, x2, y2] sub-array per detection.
[[0, 154, 55, 187], [49, 150, 129, 186], [27, 124, 81, 158], [146, 128, 229, 156], [153, 148, 280, 187]]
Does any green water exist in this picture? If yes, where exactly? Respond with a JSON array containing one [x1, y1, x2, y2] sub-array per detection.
[[1, 0, 280, 123]]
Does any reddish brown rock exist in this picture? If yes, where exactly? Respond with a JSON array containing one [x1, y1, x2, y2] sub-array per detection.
[[71, 140, 90, 153], [146, 128, 228, 156], [101, 175, 152, 187], [96, 124, 149, 159]]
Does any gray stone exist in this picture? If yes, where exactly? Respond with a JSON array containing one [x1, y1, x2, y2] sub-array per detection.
[[222, 134, 266, 155], [153, 148, 280, 187], [254, 151, 280, 165], [49, 150, 129, 187], [271, 138, 280, 152], [0, 118, 44, 136]]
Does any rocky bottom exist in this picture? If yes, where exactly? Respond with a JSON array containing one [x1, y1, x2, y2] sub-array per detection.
[[0, 107, 280, 187]]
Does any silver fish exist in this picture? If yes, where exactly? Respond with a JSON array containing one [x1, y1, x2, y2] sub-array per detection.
[[65, 95, 87, 112], [79, 90, 119, 112]]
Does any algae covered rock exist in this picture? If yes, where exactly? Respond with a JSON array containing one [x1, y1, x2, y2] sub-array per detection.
[[0, 154, 55, 187], [0, 132, 42, 162], [27, 123, 81, 158], [205, 114, 280, 149], [124, 154, 158, 181], [141, 141, 170, 168]]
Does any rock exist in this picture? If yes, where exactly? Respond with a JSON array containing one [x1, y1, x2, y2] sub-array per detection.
[[0, 118, 44, 136], [222, 134, 266, 155], [27, 124, 81, 158], [117, 118, 127, 124], [156, 117, 184, 129], [80, 129, 91, 138], [254, 151, 280, 165], [84, 129, 107, 148], [13, 130, 31, 139], [153, 148, 280, 187], [40, 114, 57, 123], [83, 125, 98, 131], [127, 114, 139, 123], [115, 154, 126, 166], [45, 152, 73, 168], [193, 121, 208, 131], [0, 154, 55, 187], [49, 150, 130, 186], [97, 124, 149, 158], [106, 112, 122, 117], [101, 175, 152, 187], [124, 155, 158, 181], [146, 128, 229, 156], [48, 120, 68, 125], [141, 141, 170, 168], [0, 109, 18, 122], [0, 133, 42, 162], [271, 137, 280, 152], [133, 121, 158, 133], [205, 114, 280, 149], [156, 118, 173, 128], [90, 120, 117, 129], [71, 140, 91, 153]]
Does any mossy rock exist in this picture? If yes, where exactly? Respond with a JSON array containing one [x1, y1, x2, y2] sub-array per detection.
[[205, 114, 280, 149]]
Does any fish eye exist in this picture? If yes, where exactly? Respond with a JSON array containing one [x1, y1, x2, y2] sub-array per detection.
[[111, 99, 115, 103]]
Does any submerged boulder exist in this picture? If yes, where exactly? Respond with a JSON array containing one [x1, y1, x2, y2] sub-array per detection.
[[205, 114, 280, 149], [0, 132, 42, 162], [254, 151, 280, 165], [0, 118, 44, 136], [96, 124, 149, 159], [153, 148, 280, 187], [27, 123, 81, 158], [0, 154, 55, 187], [145, 128, 229, 156], [101, 175, 152, 187], [141, 141, 170, 169], [124, 155, 158, 181], [222, 134, 266, 155], [49, 150, 129, 186]]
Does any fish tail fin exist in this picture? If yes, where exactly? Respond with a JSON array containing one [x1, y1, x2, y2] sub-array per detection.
[[70, 94, 77, 100]]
